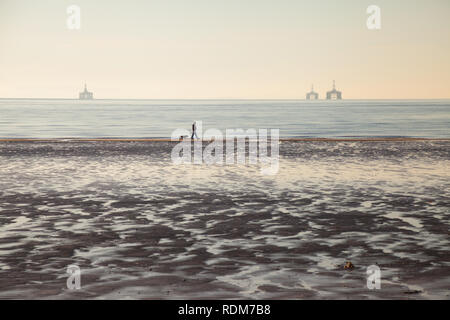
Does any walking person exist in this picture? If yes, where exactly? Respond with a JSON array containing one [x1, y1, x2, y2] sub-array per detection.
[[191, 121, 199, 140]]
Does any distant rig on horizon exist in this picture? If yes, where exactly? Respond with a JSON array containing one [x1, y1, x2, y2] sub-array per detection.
[[306, 81, 342, 100], [79, 83, 93, 100], [76, 81, 342, 100]]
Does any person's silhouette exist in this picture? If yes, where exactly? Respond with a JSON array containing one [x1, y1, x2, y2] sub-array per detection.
[[191, 121, 199, 139]]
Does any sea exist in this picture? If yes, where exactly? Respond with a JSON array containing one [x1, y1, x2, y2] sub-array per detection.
[[0, 99, 449, 138]]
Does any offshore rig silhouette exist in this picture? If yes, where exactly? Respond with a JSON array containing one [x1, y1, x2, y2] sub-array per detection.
[[306, 81, 342, 100], [79, 83, 93, 100]]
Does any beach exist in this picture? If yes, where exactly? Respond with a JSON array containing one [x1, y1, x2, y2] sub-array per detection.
[[0, 139, 449, 299]]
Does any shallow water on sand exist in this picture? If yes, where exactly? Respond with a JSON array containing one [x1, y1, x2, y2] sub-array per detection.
[[0, 141, 449, 299]]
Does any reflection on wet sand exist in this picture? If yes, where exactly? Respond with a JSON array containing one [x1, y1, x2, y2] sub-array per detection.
[[0, 141, 449, 299]]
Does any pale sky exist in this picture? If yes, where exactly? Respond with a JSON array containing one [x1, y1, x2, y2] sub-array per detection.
[[0, 0, 449, 99]]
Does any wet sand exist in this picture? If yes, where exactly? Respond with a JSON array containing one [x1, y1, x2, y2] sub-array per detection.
[[0, 140, 449, 299]]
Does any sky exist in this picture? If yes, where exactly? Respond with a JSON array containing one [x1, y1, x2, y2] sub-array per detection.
[[0, 0, 449, 99]]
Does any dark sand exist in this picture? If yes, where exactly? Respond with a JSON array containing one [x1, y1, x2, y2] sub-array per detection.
[[0, 140, 449, 299]]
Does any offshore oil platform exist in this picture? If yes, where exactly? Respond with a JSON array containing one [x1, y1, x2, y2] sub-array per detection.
[[79, 83, 94, 100], [306, 81, 342, 100]]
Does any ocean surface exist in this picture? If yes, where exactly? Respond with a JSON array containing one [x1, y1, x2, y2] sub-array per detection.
[[0, 99, 449, 138]]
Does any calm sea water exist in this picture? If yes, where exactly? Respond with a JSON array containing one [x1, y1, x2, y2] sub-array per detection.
[[0, 99, 449, 138]]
